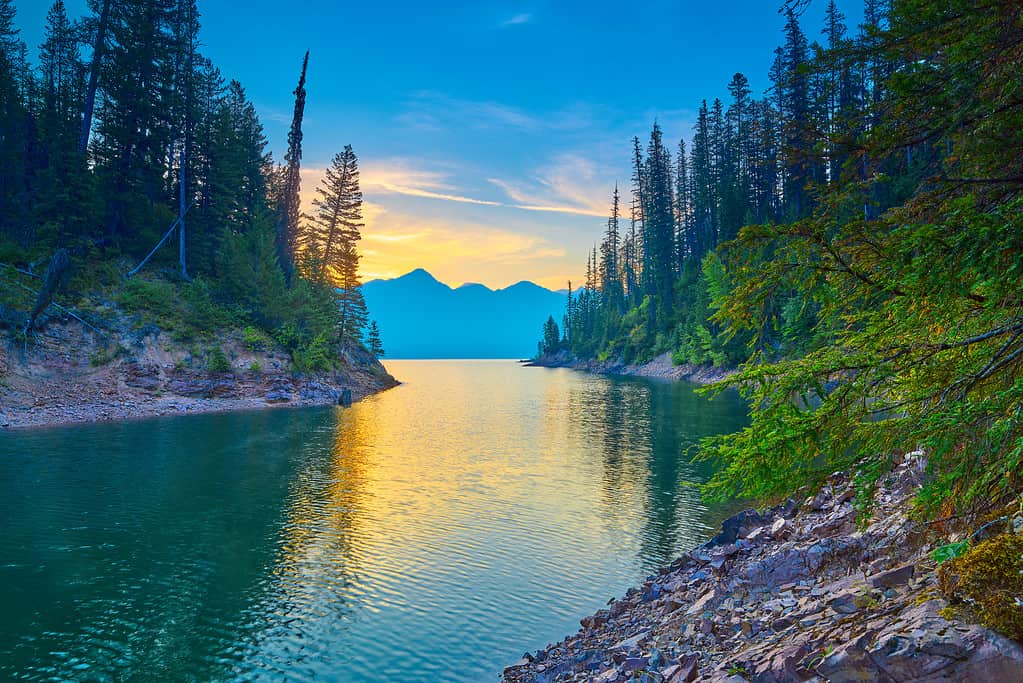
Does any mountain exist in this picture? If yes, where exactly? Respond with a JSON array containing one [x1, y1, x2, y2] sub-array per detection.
[[361, 269, 565, 359]]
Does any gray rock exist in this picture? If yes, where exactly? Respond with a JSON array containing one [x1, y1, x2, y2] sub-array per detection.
[[868, 563, 914, 589], [828, 595, 860, 615], [264, 389, 291, 403]]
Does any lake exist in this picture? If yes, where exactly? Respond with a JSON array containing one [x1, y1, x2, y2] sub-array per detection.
[[0, 360, 746, 682]]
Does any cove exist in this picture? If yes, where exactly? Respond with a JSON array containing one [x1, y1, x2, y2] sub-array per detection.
[[0, 360, 746, 682]]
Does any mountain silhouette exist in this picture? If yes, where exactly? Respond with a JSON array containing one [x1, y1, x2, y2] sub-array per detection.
[[361, 269, 565, 358]]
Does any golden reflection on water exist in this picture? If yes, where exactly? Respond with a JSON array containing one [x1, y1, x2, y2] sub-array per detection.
[[234, 360, 745, 682]]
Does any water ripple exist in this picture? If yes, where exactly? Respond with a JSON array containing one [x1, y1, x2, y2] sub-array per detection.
[[0, 360, 746, 682]]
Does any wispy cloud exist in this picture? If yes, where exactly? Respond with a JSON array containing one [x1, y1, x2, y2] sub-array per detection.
[[488, 154, 614, 218], [501, 13, 532, 27], [396, 91, 593, 134], [303, 158, 608, 218]]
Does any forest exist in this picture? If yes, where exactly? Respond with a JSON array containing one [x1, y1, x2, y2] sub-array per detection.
[[0, 0, 381, 370], [541, 0, 1023, 516]]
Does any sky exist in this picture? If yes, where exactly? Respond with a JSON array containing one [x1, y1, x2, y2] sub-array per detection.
[[17, 0, 863, 289]]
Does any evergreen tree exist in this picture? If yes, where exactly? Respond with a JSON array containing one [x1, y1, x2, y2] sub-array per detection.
[[92, 0, 177, 244], [367, 320, 384, 357], [0, 0, 28, 242], [276, 50, 307, 281], [540, 315, 560, 355], [302, 144, 363, 283]]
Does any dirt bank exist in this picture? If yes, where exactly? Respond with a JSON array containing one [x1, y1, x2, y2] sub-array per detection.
[[0, 316, 398, 430]]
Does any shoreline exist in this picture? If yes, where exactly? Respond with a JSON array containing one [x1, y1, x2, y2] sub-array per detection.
[[0, 320, 399, 431], [502, 455, 1023, 682], [523, 351, 736, 386], [0, 379, 398, 431]]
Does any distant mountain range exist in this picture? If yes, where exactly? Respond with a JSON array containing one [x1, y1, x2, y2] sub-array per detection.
[[361, 269, 565, 359]]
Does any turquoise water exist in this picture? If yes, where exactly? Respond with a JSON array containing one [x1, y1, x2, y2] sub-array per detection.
[[0, 360, 746, 682]]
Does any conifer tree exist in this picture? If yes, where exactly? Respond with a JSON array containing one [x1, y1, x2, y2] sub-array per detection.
[[302, 144, 363, 283], [367, 320, 384, 357], [277, 50, 308, 281]]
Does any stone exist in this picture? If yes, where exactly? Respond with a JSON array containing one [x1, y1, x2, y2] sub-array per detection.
[[868, 563, 914, 589], [611, 632, 646, 651], [710, 508, 768, 547], [622, 657, 647, 672], [771, 616, 794, 632], [671, 653, 700, 683], [168, 378, 213, 397], [687, 590, 715, 615], [769, 517, 790, 540], [581, 611, 610, 630], [828, 595, 860, 615], [264, 389, 291, 403]]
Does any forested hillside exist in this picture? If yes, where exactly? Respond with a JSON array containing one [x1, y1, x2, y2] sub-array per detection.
[[0, 0, 380, 372], [543, 0, 1023, 516]]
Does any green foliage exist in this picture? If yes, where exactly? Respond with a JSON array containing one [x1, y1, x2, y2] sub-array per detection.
[[242, 325, 268, 351], [292, 331, 335, 373], [687, 0, 1023, 517], [931, 540, 970, 565], [206, 347, 231, 373]]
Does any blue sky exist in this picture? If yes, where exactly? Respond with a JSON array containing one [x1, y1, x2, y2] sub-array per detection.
[[17, 0, 863, 288]]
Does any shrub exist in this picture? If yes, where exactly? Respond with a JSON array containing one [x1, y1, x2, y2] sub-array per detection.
[[207, 347, 231, 373], [292, 332, 335, 373], [242, 325, 268, 351]]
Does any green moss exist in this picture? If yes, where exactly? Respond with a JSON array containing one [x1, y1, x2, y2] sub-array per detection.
[[938, 533, 1023, 640]]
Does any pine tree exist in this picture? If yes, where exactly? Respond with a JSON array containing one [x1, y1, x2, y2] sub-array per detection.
[[34, 0, 92, 246], [367, 320, 384, 357], [0, 0, 29, 242], [276, 50, 308, 281], [599, 184, 622, 313], [776, 7, 813, 218], [93, 0, 178, 244], [302, 144, 363, 284]]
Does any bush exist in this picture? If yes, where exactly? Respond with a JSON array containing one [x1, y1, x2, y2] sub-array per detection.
[[207, 347, 231, 373], [292, 332, 335, 373], [242, 325, 268, 351]]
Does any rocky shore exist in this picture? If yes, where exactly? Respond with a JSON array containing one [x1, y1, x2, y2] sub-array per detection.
[[525, 351, 735, 386], [503, 455, 1023, 682], [0, 318, 398, 430]]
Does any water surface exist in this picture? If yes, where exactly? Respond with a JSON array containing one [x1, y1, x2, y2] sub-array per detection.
[[0, 360, 746, 682]]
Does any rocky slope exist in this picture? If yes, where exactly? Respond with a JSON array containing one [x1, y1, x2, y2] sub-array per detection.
[[0, 313, 398, 430], [526, 351, 734, 386], [502, 455, 1023, 682]]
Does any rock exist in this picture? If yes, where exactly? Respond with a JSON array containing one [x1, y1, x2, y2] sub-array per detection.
[[622, 657, 647, 672], [816, 642, 891, 682], [769, 517, 790, 540], [264, 389, 291, 403], [828, 595, 860, 615], [711, 509, 768, 547], [167, 378, 212, 397], [581, 611, 609, 630], [868, 563, 914, 589], [687, 590, 715, 615], [611, 631, 646, 651], [671, 653, 700, 683], [771, 616, 794, 632]]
